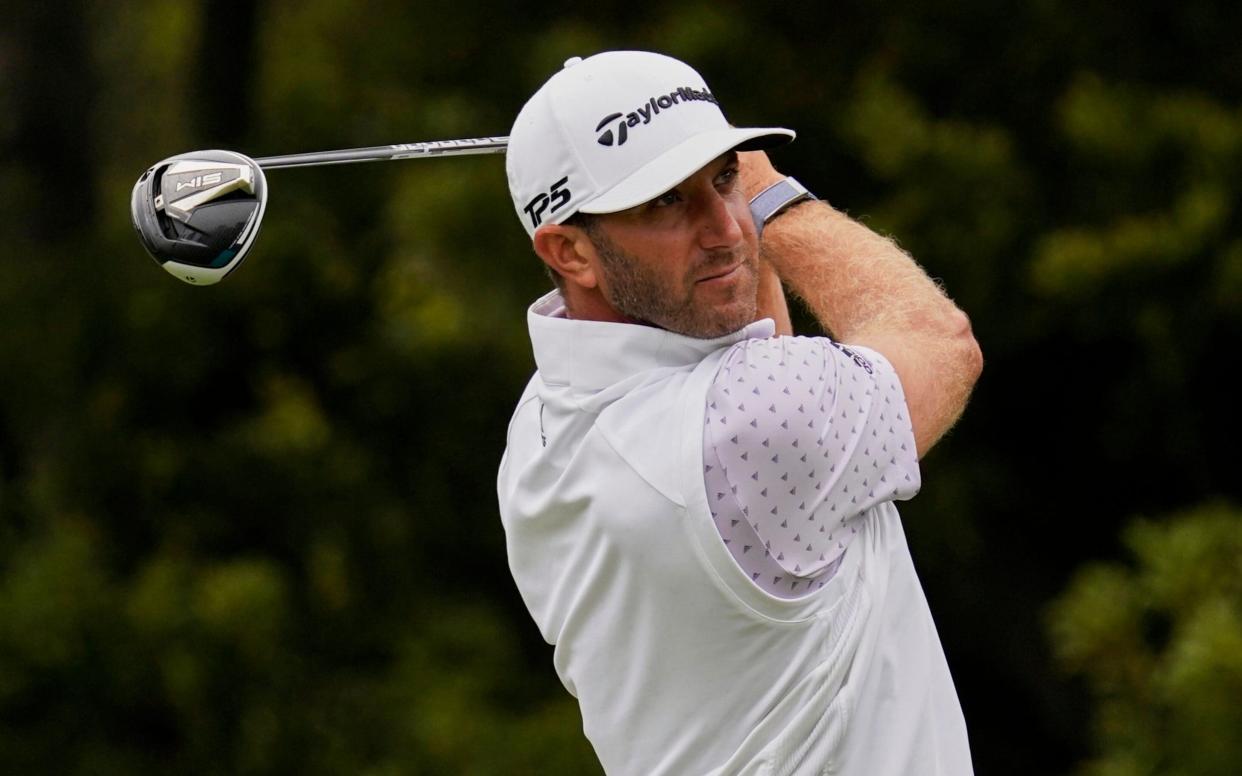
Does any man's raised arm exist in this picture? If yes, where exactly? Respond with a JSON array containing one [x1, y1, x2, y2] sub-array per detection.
[[740, 151, 984, 458]]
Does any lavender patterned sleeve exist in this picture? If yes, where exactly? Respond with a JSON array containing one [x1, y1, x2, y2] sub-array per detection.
[[701, 336, 921, 598]]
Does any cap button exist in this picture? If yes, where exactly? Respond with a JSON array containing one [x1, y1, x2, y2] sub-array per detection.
[[563, 56, 583, 69]]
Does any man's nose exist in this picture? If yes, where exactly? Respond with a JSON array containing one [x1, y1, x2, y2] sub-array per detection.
[[695, 190, 744, 249]]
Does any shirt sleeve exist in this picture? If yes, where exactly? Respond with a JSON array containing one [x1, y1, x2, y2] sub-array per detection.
[[702, 335, 921, 583]]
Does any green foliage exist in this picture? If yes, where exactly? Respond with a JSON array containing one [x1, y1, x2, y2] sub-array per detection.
[[836, 69, 1030, 326], [1032, 76, 1242, 301], [1048, 503, 1242, 776]]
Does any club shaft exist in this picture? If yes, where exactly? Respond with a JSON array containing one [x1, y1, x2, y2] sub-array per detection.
[[253, 136, 509, 170]]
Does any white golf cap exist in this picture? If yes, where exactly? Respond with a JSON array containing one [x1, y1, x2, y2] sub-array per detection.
[[507, 51, 795, 237]]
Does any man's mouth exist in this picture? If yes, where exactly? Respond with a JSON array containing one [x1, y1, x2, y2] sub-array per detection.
[[696, 261, 744, 283]]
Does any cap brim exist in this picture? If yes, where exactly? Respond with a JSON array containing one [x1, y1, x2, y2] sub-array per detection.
[[577, 127, 795, 215]]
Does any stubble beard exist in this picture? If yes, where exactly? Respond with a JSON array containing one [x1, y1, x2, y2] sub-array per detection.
[[591, 231, 760, 339]]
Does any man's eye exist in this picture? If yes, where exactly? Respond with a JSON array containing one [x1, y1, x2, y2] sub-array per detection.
[[651, 191, 681, 208], [716, 167, 739, 187]]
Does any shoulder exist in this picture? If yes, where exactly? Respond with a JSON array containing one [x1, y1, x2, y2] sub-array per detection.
[[594, 366, 708, 506], [708, 335, 894, 411], [703, 334, 918, 508]]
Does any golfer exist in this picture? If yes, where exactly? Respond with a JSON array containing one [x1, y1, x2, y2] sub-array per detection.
[[498, 51, 982, 775]]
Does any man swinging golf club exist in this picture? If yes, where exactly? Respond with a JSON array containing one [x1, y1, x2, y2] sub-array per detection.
[[498, 50, 982, 775]]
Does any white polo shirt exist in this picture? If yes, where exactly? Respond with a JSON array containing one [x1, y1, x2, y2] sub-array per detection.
[[497, 291, 973, 775]]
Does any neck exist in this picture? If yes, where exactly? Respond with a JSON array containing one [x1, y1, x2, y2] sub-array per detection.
[[561, 285, 646, 326]]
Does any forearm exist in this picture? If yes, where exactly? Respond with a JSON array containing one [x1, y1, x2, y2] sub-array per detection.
[[754, 258, 793, 336], [741, 153, 982, 456], [760, 202, 945, 341]]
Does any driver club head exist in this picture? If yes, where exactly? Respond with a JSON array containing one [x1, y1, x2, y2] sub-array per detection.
[[131, 149, 268, 285]]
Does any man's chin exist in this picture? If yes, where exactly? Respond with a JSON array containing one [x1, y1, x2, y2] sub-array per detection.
[[678, 300, 760, 339], [685, 280, 761, 337]]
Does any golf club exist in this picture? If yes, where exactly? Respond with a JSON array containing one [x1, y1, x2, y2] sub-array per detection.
[[131, 136, 509, 285]]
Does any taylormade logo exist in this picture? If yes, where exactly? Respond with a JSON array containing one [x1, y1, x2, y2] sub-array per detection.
[[595, 86, 720, 147]]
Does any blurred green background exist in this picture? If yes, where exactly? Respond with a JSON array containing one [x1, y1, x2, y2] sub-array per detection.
[[2, 1, 1240, 773]]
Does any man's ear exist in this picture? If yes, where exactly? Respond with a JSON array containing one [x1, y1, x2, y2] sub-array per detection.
[[533, 223, 599, 290]]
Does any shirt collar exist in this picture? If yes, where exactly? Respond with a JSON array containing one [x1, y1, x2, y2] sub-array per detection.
[[527, 290, 776, 390]]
